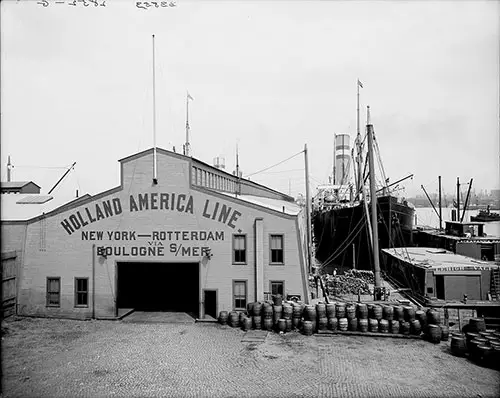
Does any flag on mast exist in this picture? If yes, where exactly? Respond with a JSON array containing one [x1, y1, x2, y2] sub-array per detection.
[[357, 79, 363, 88]]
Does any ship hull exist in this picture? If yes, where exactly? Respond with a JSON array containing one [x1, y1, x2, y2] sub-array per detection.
[[312, 196, 414, 272]]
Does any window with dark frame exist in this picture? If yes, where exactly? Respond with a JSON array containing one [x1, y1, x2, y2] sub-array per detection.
[[233, 280, 247, 310], [270, 235, 284, 264], [270, 281, 284, 297], [46, 277, 60, 307], [75, 278, 89, 307], [233, 234, 246, 264]]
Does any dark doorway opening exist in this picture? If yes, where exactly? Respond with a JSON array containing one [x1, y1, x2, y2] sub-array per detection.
[[436, 275, 445, 300], [117, 262, 199, 316], [203, 290, 217, 319]]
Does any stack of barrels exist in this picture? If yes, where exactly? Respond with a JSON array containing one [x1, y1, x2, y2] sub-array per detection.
[[460, 318, 500, 368], [425, 308, 443, 344]]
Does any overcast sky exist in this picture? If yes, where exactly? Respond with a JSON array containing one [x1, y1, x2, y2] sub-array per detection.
[[1, 0, 499, 202]]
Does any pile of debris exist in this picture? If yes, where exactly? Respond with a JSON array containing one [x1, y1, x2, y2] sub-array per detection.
[[325, 274, 371, 296]]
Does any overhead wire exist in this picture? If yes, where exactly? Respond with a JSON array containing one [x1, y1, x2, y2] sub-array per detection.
[[245, 150, 304, 178]]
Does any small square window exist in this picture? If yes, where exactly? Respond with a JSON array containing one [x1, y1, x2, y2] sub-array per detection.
[[270, 281, 284, 297], [47, 277, 60, 307]]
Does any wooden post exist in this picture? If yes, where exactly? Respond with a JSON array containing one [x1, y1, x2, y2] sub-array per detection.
[[444, 308, 449, 327], [457, 309, 461, 331]]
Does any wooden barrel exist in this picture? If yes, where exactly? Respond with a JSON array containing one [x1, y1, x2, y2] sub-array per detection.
[[277, 318, 286, 333], [478, 331, 492, 338], [358, 318, 369, 332], [338, 317, 348, 331], [427, 324, 441, 343], [393, 306, 404, 322], [273, 305, 283, 320], [382, 305, 394, 321], [328, 317, 338, 331], [369, 318, 379, 333], [242, 316, 252, 331], [316, 303, 326, 318], [283, 304, 293, 320], [304, 305, 316, 321], [302, 321, 313, 336], [239, 312, 246, 325], [346, 305, 356, 320], [477, 345, 493, 364], [468, 339, 483, 360], [403, 306, 416, 322], [262, 303, 273, 319], [357, 303, 368, 319], [466, 332, 480, 345], [326, 303, 336, 318], [371, 305, 383, 321], [317, 317, 328, 331], [253, 316, 262, 330], [468, 318, 486, 333], [292, 303, 302, 318], [253, 302, 262, 316], [416, 310, 427, 328], [400, 321, 411, 335], [218, 311, 228, 325], [292, 317, 301, 330], [247, 302, 254, 315], [348, 318, 358, 332], [426, 309, 441, 325], [228, 311, 239, 327], [410, 319, 422, 335], [263, 318, 273, 331], [285, 319, 293, 333], [450, 336, 467, 357], [272, 295, 283, 306], [390, 320, 400, 334], [379, 319, 389, 333], [441, 325, 449, 341], [336, 303, 346, 318]]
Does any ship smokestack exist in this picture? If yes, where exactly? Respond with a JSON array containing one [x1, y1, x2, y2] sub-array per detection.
[[334, 134, 351, 185]]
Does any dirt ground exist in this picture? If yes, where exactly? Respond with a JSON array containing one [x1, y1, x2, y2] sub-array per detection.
[[1, 316, 499, 398]]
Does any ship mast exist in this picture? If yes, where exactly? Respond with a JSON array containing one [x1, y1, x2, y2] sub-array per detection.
[[356, 79, 363, 200], [367, 106, 382, 297]]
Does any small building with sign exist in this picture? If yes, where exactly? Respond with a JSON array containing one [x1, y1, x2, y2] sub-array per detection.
[[381, 247, 500, 302], [1, 148, 310, 320]]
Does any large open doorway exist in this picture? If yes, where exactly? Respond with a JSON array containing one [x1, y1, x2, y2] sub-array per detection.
[[117, 262, 199, 317]]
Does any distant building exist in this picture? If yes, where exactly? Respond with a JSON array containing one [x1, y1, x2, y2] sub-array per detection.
[[1, 181, 41, 195]]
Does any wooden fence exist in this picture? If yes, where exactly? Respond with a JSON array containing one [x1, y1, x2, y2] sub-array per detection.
[[1, 251, 18, 319]]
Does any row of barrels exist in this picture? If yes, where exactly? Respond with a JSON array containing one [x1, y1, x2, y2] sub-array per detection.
[[218, 302, 453, 338], [449, 318, 500, 369]]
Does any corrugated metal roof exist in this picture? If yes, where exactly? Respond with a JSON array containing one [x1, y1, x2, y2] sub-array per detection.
[[382, 247, 500, 270], [1, 193, 88, 221]]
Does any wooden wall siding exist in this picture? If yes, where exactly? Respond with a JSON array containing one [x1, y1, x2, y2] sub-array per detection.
[[6, 150, 307, 319]]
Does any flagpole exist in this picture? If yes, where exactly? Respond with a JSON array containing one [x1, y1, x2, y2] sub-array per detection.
[[152, 34, 158, 184], [185, 92, 190, 156]]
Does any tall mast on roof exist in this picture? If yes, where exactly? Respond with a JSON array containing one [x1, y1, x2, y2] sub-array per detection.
[[152, 34, 158, 184]]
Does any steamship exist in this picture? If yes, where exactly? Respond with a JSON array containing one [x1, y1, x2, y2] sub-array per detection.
[[312, 131, 415, 272]]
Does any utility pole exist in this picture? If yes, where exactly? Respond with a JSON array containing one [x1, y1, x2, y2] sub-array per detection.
[[457, 177, 460, 223], [304, 144, 312, 274]]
